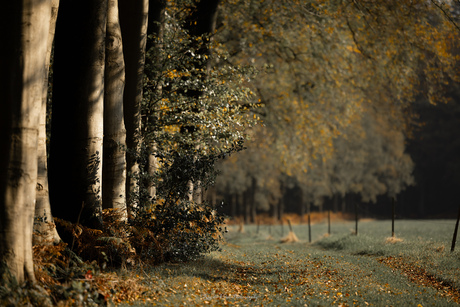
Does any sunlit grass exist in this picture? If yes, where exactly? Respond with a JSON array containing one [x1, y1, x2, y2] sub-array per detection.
[[117, 219, 460, 306]]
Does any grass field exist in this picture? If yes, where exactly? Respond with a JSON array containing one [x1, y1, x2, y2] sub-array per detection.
[[119, 219, 460, 306]]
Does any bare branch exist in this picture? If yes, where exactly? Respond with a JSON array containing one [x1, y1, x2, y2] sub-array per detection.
[[430, 0, 460, 31]]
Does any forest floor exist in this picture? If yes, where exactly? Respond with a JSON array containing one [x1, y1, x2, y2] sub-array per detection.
[[116, 219, 460, 306]]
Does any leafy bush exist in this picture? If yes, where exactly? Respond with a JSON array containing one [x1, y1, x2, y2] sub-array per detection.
[[120, 1, 256, 265], [54, 201, 225, 267], [130, 200, 225, 263]]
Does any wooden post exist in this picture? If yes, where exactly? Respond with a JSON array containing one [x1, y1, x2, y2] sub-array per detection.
[[392, 198, 396, 238], [451, 203, 460, 252], [354, 202, 358, 235]]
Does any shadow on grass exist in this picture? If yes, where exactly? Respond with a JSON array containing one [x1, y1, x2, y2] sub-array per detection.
[[152, 247, 325, 290]]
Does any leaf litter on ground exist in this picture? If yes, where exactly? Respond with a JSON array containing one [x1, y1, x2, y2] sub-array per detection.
[[118, 219, 460, 306]]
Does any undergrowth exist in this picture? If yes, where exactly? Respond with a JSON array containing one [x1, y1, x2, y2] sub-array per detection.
[[0, 201, 225, 306]]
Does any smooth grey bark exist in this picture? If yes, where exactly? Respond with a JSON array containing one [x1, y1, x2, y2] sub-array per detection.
[[103, 0, 127, 219], [144, 0, 166, 202], [119, 0, 150, 209], [0, 0, 51, 283], [50, 0, 107, 229], [34, 0, 61, 245]]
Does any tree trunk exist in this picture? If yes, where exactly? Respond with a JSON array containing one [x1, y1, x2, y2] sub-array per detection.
[[299, 189, 305, 223], [333, 194, 339, 213], [418, 182, 425, 217], [206, 185, 217, 206], [50, 0, 107, 229], [250, 177, 256, 223], [237, 193, 243, 218], [183, 0, 220, 203], [147, 146, 159, 200], [34, 0, 61, 245], [0, 0, 51, 283], [244, 190, 250, 224], [271, 201, 279, 221], [119, 0, 150, 209], [300, 202, 305, 223], [354, 201, 359, 235], [103, 0, 127, 219], [451, 202, 460, 252], [186, 0, 220, 38], [146, 0, 166, 202], [392, 197, 396, 237], [230, 193, 237, 217], [250, 199, 256, 223], [193, 180, 203, 204], [142, 0, 167, 204]]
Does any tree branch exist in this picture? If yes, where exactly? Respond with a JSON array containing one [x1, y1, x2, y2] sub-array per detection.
[[430, 0, 460, 32]]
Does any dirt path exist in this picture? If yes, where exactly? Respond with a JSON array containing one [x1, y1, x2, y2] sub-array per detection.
[[132, 235, 459, 306]]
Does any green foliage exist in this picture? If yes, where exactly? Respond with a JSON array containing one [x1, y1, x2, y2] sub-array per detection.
[[130, 200, 225, 263], [141, 0, 257, 169], [123, 0, 258, 263]]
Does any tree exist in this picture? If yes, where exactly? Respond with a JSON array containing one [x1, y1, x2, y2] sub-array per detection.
[[0, 0, 257, 285], [404, 86, 460, 217], [215, 0, 458, 216], [141, 0, 166, 202], [34, 0, 61, 245], [103, 0, 127, 218], [50, 0, 108, 228], [119, 0, 151, 207], [0, 0, 52, 283], [182, 0, 220, 203], [141, 0, 256, 205], [327, 103, 415, 204]]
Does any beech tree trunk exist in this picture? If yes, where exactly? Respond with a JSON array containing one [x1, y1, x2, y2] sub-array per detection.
[[144, 0, 167, 202], [119, 0, 150, 208], [103, 0, 127, 219], [0, 0, 52, 283], [50, 0, 107, 229], [34, 0, 61, 245]]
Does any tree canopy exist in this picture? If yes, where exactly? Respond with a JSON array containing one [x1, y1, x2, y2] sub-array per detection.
[[215, 0, 460, 215]]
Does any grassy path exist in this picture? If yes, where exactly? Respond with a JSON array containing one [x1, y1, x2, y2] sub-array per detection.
[[123, 221, 460, 306]]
